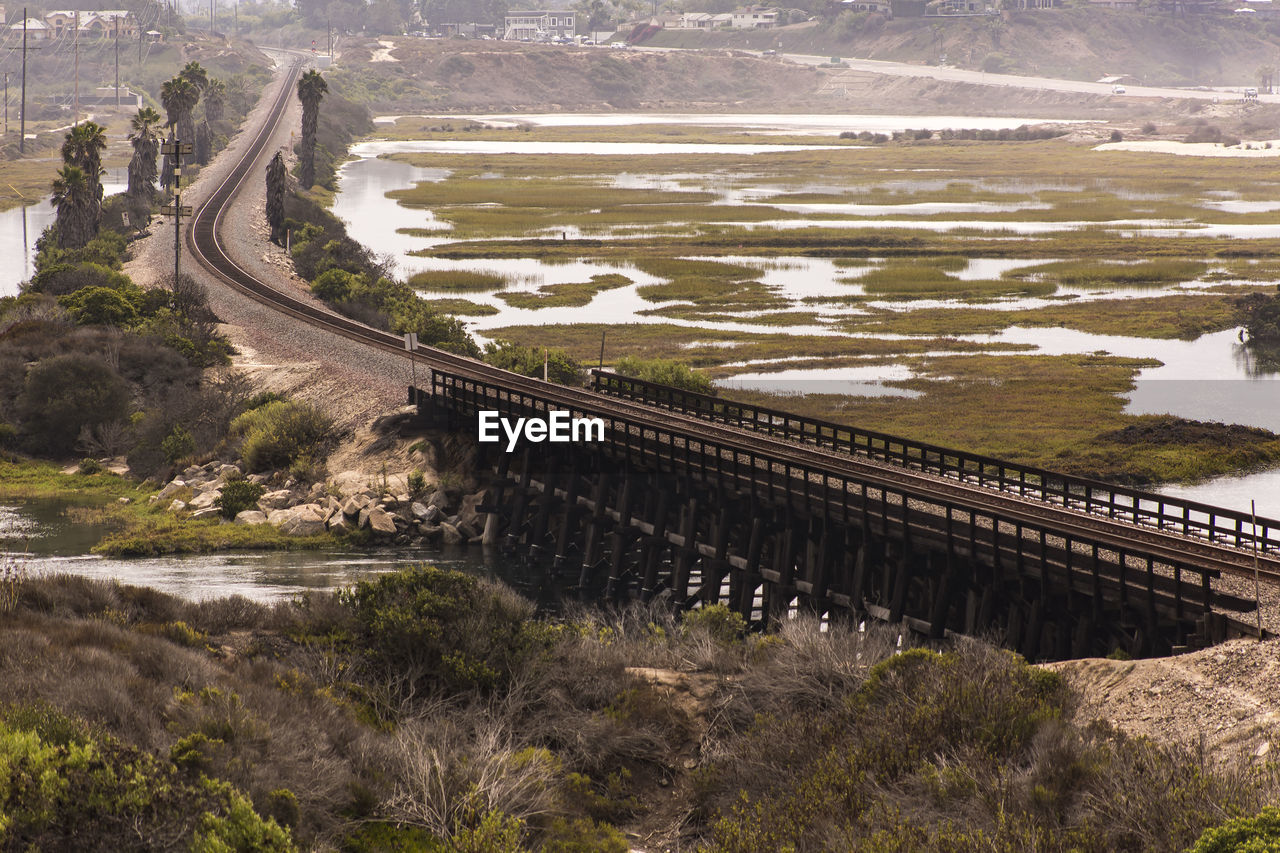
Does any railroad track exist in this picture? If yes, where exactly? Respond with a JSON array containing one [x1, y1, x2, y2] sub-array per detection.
[[187, 59, 1280, 589]]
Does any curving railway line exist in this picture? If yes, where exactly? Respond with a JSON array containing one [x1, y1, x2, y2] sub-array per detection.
[[187, 59, 1280, 603]]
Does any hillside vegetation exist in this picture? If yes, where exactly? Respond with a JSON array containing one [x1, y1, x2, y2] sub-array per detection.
[[2, 567, 1279, 851], [649, 7, 1280, 87], [329, 39, 825, 111]]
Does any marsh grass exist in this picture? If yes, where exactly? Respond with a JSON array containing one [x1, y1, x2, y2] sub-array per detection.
[[632, 258, 758, 280], [1008, 259, 1209, 288], [424, 298, 499, 316], [496, 274, 632, 309], [484, 322, 1017, 367], [635, 277, 777, 306], [840, 293, 1241, 340], [408, 270, 509, 292], [854, 265, 1056, 300], [719, 352, 1280, 484]]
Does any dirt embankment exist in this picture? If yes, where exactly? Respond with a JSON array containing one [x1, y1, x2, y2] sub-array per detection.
[[649, 8, 1280, 88], [1047, 640, 1280, 767]]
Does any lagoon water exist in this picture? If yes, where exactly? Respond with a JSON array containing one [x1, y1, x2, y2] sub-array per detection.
[[0, 169, 128, 297]]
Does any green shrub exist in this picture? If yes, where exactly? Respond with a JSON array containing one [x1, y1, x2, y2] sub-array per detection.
[[230, 400, 335, 474], [0, 707, 293, 852], [0, 423, 16, 449], [216, 480, 266, 520], [311, 268, 361, 302], [243, 391, 287, 411], [77, 457, 103, 475], [483, 339, 584, 385], [191, 789, 295, 853], [17, 353, 131, 456], [407, 470, 427, 497], [339, 565, 546, 694], [57, 285, 140, 326], [161, 424, 196, 464], [541, 817, 628, 853], [263, 788, 301, 831], [1191, 807, 1280, 853], [682, 604, 746, 645], [613, 356, 714, 395]]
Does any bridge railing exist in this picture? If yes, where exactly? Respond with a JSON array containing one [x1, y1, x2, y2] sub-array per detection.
[[590, 369, 1280, 556]]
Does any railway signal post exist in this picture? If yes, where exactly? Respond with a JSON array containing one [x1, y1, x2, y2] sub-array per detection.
[[161, 139, 194, 288]]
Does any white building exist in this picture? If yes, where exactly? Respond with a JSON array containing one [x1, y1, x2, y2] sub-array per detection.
[[8, 17, 49, 39], [679, 11, 733, 27], [504, 10, 576, 40], [730, 6, 780, 27]]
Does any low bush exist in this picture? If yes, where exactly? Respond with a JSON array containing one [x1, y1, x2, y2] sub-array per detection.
[[16, 353, 131, 456], [483, 340, 584, 385], [230, 400, 335, 474], [216, 480, 266, 520], [1191, 807, 1280, 852], [0, 704, 295, 851], [339, 565, 547, 695], [613, 356, 714, 395]]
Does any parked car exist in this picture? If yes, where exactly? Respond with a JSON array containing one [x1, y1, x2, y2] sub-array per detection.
[[1112, 84, 1126, 94], [610, 41, 627, 48]]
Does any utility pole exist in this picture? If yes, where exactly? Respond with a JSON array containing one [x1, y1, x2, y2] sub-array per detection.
[[161, 138, 193, 287], [327, 18, 332, 57], [73, 10, 80, 126], [210, 0, 214, 34], [18, 10, 45, 155], [2, 72, 8, 137], [114, 16, 121, 111]]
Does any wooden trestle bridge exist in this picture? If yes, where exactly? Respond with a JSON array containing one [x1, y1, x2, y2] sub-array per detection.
[[422, 369, 1280, 660], [188, 57, 1280, 662]]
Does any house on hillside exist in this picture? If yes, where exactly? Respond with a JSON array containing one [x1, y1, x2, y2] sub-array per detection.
[[678, 11, 734, 27], [7, 16, 49, 39], [730, 6, 781, 27], [1086, 0, 1139, 8], [82, 10, 139, 38], [504, 10, 576, 40], [842, 0, 893, 15], [41, 10, 138, 39]]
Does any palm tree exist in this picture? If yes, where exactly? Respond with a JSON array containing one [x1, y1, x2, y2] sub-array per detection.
[[179, 61, 209, 92], [61, 121, 108, 203], [161, 76, 200, 147], [1258, 65, 1276, 95], [296, 70, 328, 189], [204, 78, 226, 122], [52, 165, 97, 249], [266, 151, 287, 245], [196, 120, 212, 165], [127, 106, 162, 201]]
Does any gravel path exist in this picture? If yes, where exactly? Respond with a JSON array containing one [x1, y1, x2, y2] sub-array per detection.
[[125, 53, 412, 437]]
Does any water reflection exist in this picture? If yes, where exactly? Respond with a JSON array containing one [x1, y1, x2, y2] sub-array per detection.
[[0, 497, 553, 605], [0, 171, 129, 297], [1236, 340, 1280, 376]]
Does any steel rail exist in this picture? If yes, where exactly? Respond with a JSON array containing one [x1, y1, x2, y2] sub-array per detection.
[[185, 59, 1280, 589]]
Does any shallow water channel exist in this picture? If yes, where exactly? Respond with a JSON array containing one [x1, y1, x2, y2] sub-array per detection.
[[0, 497, 533, 603]]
